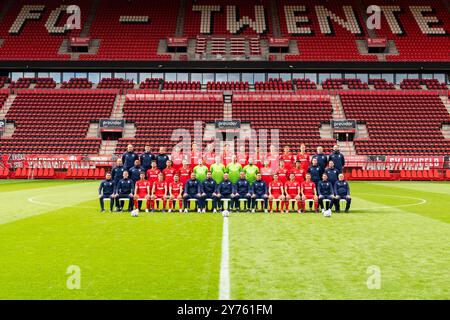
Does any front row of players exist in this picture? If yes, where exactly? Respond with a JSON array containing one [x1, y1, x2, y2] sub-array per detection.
[[99, 170, 351, 214]]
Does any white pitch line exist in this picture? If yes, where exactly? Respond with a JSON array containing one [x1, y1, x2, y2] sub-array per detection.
[[219, 216, 230, 300], [355, 193, 427, 210], [28, 196, 98, 209]]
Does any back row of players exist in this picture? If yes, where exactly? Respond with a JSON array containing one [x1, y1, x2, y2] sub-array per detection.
[[98, 143, 351, 214]]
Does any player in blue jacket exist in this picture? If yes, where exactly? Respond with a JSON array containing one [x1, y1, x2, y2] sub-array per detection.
[[233, 171, 252, 212], [111, 158, 126, 185], [328, 145, 345, 173], [128, 160, 145, 183], [140, 145, 156, 171], [334, 173, 351, 213], [324, 160, 339, 187], [98, 172, 115, 212], [114, 170, 135, 212], [308, 157, 323, 187], [122, 144, 139, 170], [200, 171, 218, 213], [251, 173, 268, 213], [317, 173, 334, 212], [183, 172, 202, 212], [312, 146, 328, 172], [216, 173, 235, 211]]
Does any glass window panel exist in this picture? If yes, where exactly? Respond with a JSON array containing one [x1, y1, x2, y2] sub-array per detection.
[[421, 74, 433, 79], [24, 72, 35, 78], [280, 73, 291, 81], [345, 73, 356, 79], [89, 73, 100, 84], [242, 73, 254, 83], [75, 72, 87, 78], [293, 73, 304, 80], [152, 73, 163, 79], [268, 73, 279, 80], [11, 72, 23, 81], [177, 73, 188, 81], [434, 74, 445, 83], [382, 74, 394, 83], [356, 73, 368, 82], [100, 73, 112, 80], [254, 73, 265, 82], [191, 73, 202, 82], [215, 73, 227, 82], [38, 72, 49, 78], [228, 73, 240, 81], [318, 73, 329, 83], [50, 72, 61, 83], [330, 73, 341, 79], [305, 73, 317, 82], [395, 74, 407, 84], [407, 73, 419, 79], [202, 73, 214, 84], [63, 73, 75, 81], [165, 73, 176, 81]]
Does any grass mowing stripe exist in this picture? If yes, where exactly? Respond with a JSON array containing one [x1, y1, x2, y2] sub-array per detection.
[[0, 181, 99, 225], [0, 199, 223, 299], [219, 216, 230, 300]]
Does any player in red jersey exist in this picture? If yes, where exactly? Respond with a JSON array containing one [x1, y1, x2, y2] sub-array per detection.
[[190, 143, 201, 169], [178, 159, 191, 186], [292, 160, 305, 184], [171, 145, 184, 170], [134, 172, 151, 212], [236, 145, 248, 167], [268, 174, 285, 213], [146, 161, 160, 189], [284, 173, 302, 213], [296, 143, 310, 172], [276, 159, 290, 184], [163, 160, 177, 184], [151, 173, 168, 212], [267, 144, 279, 171], [168, 174, 184, 213], [203, 143, 216, 168], [222, 143, 233, 166], [301, 173, 318, 212], [253, 146, 263, 169], [280, 145, 294, 172], [260, 160, 273, 185]]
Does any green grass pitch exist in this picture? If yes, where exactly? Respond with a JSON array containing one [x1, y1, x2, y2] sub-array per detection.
[[0, 179, 449, 300]]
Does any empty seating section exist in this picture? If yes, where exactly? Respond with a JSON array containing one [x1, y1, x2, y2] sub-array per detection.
[[294, 79, 317, 90], [80, 0, 177, 61], [322, 78, 369, 90], [207, 81, 249, 91], [340, 92, 450, 155], [0, 90, 116, 154], [116, 94, 223, 152], [0, 77, 10, 88], [0, 0, 89, 60], [61, 78, 92, 89], [0, 91, 8, 108], [163, 81, 201, 92], [255, 79, 293, 92], [362, 0, 450, 62], [8, 77, 56, 89], [97, 78, 135, 89], [369, 79, 396, 90], [400, 79, 447, 90], [232, 94, 334, 153], [139, 78, 163, 90]]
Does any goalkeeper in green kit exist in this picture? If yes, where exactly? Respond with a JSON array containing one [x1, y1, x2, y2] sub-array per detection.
[[226, 155, 242, 184], [193, 159, 208, 183], [210, 156, 226, 184], [243, 158, 259, 185]]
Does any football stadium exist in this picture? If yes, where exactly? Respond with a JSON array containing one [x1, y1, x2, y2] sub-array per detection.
[[0, 0, 449, 303]]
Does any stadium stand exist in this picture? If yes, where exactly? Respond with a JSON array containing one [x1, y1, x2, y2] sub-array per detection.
[[0, 90, 117, 154], [115, 93, 223, 153], [340, 91, 450, 155]]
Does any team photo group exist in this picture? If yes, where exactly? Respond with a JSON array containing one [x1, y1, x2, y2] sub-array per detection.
[[99, 142, 352, 216]]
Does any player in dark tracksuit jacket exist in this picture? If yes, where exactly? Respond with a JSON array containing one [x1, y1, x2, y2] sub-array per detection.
[[200, 172, 218, 211], [156, 147, 170, 171], [334, 174, 351, 212], [111, 159, 126, 185], [329, 145, 345, 173], [251, 174, 268, 211], [317, 173, 334, 211], [183, 173, 202, 211], [312, 147, 328, 172], [128, 160, 145, 183], [216, 173, 235, 210], [140, 146, 156, 171], [98, 173, 115, 212], [114, 171, 135, 211], [233, 172, 252, 211], [122, 145, 139, 170], [308, 158, 323, 187], [325, 162, 339, 187]]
